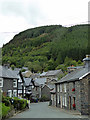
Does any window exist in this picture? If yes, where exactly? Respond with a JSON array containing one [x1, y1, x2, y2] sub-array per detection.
[[63, 96, 64, 106], [7, 90, 12, 97], [57, 85, 59, 92], [13, 79, 17, 87], [57, 94, 59, 104], [60, 84, 62, 92], [73, 82, 75, 88], [0, 78, 3, 87], [64, 83, 67, 93], [65, 94, 67, 107], [13, 90, 17, 97]]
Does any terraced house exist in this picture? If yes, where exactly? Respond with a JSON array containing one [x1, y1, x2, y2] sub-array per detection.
[[0, 66, 19, 97], [55, 55, 90, 115]]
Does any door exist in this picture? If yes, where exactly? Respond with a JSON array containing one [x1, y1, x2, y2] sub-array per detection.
[[69, 96, 71, 110]]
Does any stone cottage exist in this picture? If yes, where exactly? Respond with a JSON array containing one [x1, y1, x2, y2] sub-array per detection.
[[0, 66, 19, 97], [41, 84, 55, 101], [45, 69, 63, 83], [55, 55, 90, 115]]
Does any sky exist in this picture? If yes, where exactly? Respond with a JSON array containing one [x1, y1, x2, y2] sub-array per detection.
[[0, 0, 89, 47]]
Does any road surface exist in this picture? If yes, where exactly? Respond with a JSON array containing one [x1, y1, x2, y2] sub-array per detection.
[[11, 102, 88, 118]]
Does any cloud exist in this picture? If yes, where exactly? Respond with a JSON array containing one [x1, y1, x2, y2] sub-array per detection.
[[0, 0, 46, 26], [0, 0, 89, 46]]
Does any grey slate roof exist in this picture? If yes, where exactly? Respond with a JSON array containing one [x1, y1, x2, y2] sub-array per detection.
[[56, 67, 89, 84], [0, 66, 19, 79], [45, 69, 63, 76], [67, 66, 83, 69], [47, 84, 55, 89], [40, 72, 47, 77], [35, 78, 46, 85], [24, 78, 40, 87], [42, 84, 55, 90], [24, 78, 32, 86]]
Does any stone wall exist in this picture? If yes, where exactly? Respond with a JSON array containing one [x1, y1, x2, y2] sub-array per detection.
[[75, 81, 81, 112], [80, 75, 90, 115], [2, 78, 17, 97], [41, 85, 51, 100], [2, 78, 13, 92], [55, 74, 90, 115]]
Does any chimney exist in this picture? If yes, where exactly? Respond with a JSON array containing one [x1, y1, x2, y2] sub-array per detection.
[[83, 55, 90, 71]]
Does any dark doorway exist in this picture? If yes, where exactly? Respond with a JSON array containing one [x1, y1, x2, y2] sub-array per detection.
[[69, 96, 71, 110]]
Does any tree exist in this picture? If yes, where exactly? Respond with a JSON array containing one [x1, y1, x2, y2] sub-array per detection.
[[56, 64, 67, 72], [11, 64, 15, 70]]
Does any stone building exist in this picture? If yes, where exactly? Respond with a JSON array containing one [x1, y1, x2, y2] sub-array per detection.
[[0, 66, 19, 97], [55, 55, 90, 115], [41, 84, 54, 101]]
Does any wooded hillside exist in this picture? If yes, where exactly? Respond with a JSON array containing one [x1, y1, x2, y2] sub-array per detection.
[[2, 24, 88, 72]]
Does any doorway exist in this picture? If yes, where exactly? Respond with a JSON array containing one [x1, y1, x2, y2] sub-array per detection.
[[69, 96, 71, 110]]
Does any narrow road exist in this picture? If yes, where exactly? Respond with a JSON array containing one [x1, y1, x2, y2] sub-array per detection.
[[11, 102, 88, 118]]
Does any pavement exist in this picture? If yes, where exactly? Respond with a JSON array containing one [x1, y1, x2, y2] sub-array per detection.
[[10, 102, 89, 118]]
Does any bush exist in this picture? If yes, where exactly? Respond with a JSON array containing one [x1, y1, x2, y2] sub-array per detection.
[[2, 103, 11, 118], [13, 97, 27, 110], [2, 96, 11, 106], [2, 96, 27, 111], [19, 99, 27, 110]]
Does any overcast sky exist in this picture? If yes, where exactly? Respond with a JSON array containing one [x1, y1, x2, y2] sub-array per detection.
[[0, 0, 89, 47]]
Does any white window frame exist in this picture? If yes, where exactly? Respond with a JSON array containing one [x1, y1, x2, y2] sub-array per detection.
[[65, 94, 67, 107], [8, 90, 12, 97], [64, 83, 67, 93], [13, 79, 17, 88], [60, 84, 62, 92], [13, 90, 17, 97], [57, 94, 59, 104], [0, 78, 3, 87], [63, 96, 65, 106], [57, 85, 59, 92]]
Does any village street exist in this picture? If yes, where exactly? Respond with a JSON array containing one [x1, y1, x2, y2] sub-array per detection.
[[11, 102, 88, 119]]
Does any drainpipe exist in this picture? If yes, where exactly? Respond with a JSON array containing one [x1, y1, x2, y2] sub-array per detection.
[[55, 84, 57, 107]]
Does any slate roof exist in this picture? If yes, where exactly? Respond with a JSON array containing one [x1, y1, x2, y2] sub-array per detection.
[[24, 78, 32, 86], [67, 66, 83, 69], [45, 69, 63, 76], [56, 67, 89, 84], [40, 72, 47, 77], [35, 78, 46, 85], [48, 84, 55, 89], [0, 66, 19, 79], [42, 84, 55, 90], [24, 78, 40, 87]]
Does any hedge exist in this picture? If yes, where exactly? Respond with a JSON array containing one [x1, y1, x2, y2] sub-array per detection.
[[12, 97, 27, 110], [2, 103, 11, 118], [2, 96, 27, 110], [1, 96, 28, 119], [2, 96, 11, 107]]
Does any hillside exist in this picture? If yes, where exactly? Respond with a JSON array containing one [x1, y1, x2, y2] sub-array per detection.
[[2, 24, 88, 72]]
